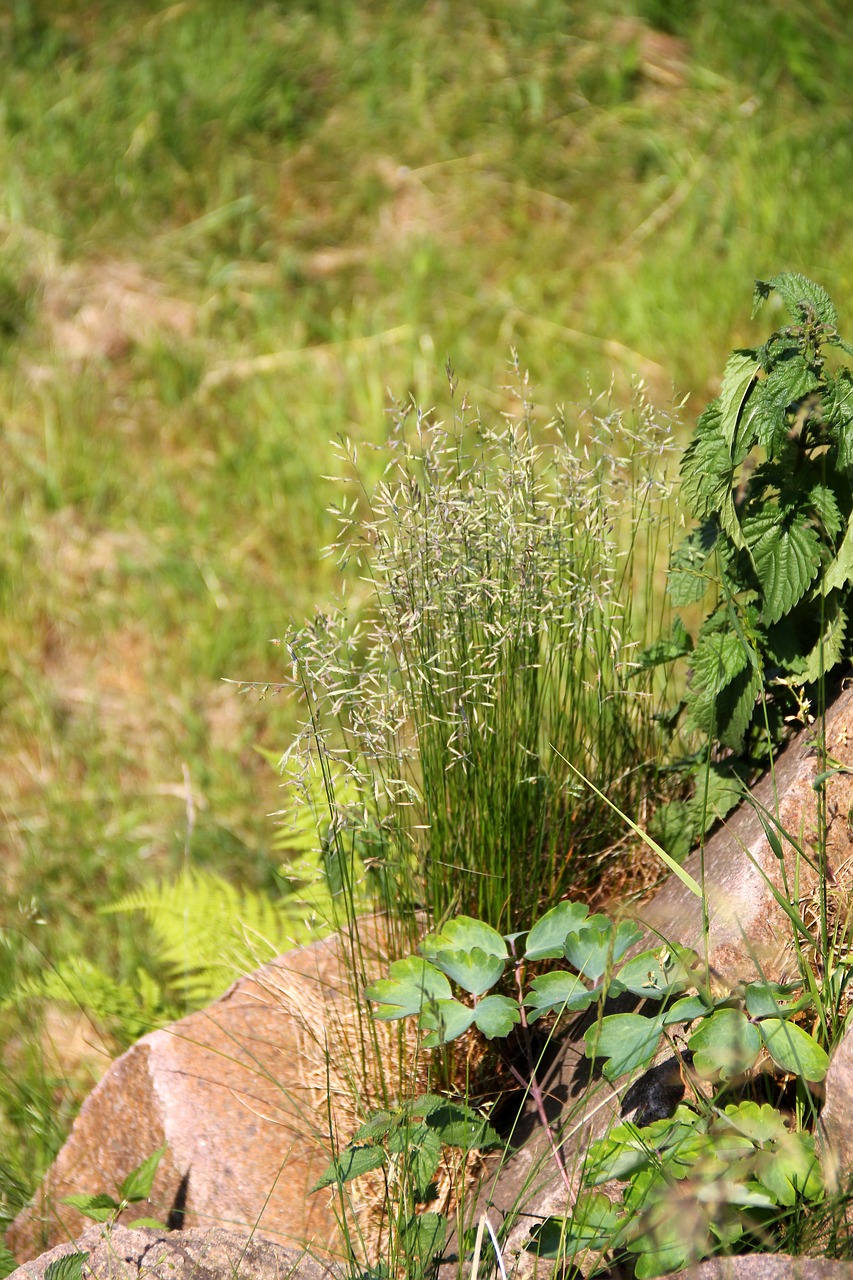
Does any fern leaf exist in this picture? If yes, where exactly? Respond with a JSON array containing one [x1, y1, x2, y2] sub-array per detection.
[[742, 508, 822, 625]]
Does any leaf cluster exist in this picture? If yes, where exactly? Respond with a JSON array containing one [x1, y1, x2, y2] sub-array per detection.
[[641, 274, 853, 856], [59, 1146, 166, 1233]]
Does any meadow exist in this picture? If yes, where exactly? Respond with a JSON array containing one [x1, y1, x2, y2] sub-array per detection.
[[2, 0, 853, 1257]]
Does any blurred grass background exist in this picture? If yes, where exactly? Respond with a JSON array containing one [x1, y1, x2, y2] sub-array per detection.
[[2, 0, 853, 1233]]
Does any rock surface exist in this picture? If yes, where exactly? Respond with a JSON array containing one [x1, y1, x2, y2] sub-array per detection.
[[6, 920, 412, 1263], [673, 1258, 853, 1280], [7, 1225, 341, 1280]]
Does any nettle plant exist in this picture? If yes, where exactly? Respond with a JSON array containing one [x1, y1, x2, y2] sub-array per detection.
[[645, 273, 853, 858], [320, 906, 830, 1278]]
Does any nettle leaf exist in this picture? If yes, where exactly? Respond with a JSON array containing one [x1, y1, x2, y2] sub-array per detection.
[[420, 998, 476, 1047], [647, 800, 695, 864], [44, 1255, 90, 1280], [686, 631, 760, 746], [755, 1131, 823, 1206], [741, 507, 822, 625], [758, 1018, 829, 1081], [525, 971, 597, 1021], [714, 660, 764, 752], [366, 958, 452, 1020], [585, 1012, 663, 1082], [118, 1145, 166, 1204], [765, 272, 838, 326], [796, 601, 847, 684], [741, 378, 789, 456], [667, 526, 717, 608], [385, 1124, 442, 1199], [719, 351, 758, 449], [312, 1144, 387, 1191], [524, 900, 589, 960], [826, 370, 853, 471], [756, 358, 822, 446], [60, 1194, 121, 1223], [420, 916, 507, 995], [807, 482, 843, 540], [472, 993, 521, 1039], [527, 1195, 621, 1258], [611, 947, 695, 1001], [425, 1102, 501, 1151], [403, 1211, 445, 1273], [564, 918, 643, 983], [688, 1009, 761, 1081], [680, 402, 735, 522], [823, 516, 853, 595]]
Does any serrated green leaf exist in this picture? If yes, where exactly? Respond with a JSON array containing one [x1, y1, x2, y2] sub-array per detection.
[[313, 1143, 387, 1191], [714, 659, 764, 751], [667, 526, 717, 608], [420, 916, 507, 995], [585, 1012, 663, 1082], [118, 1145, 166, 1203], [797, 602, 847, 683], [827, 370, 853, 471], [386, 1124, 442, 1199], [403, 1211, 445, 1274], [524, 900, 589, 960], [647, 800, 695, 864], [758, 1018, 829, 1081], [366, 958, 452, 1020], [688, 1009, 761, 1081], [755, 359, 822, 453], [420, 997, 477, 1046], [564, 918, 643, 982], [472, 993, 520, 1038], [353, 1109, 394, 1142], [767, 272, 837, 326], [807, 482, 843, 539], [44, 1254, 90, 1280], [719, 352, 758, 449], [823, 515, 853, 594], [424, 1103, 501, 1151], [524, 970, 597, 1021], [59, 1193, 121, 1223], [611, 948, 693, 1001], [680, 403, 736, 523], [742, 507, 822, 625]]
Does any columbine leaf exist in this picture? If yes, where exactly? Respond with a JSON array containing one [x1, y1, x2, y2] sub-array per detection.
[[758, 1018, 829, 1081], [585, 1013, 663, 1082], [118, 1145, 167, 1204], [312, 1144, 386, 1191], [366, 958, 452, 1020], [766, 272, 838, 326], [425, 1103, 501, 1151], [564, 918, 643, 982], [719, 351, 758, 449], [662, 994, 711, 1027], [527, 1195, 621, 1257], [524, 900, 589, 960], [744, 982, 803, 1020], [420, 916, 507, 995], [755, 1131, 823, 1206], [524, 971, 597, 1021], [714, 1100, 787, 1144], [59, 1194, 121, 1223], [45, 1255, 90, 1280], [742, 507, 822, 625], [472, 993, 521, 1038], [688, 1009, 761, 1081], [419, 998, 477, 1046], [611, 947, 694, 1001]]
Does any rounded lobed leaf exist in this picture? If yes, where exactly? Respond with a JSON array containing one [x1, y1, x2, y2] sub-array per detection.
[[420, 997, 477, 1046], [688, 1009, 761, 1081], [585, 1012, 663, 1082], [758, 1018, 829, 1082], [421, 916, 508, 994], [524, 900, 589, 960], [365, 957, 452, 1020], [525, 971, 597, 1021], [472, 992, 521, 1038]]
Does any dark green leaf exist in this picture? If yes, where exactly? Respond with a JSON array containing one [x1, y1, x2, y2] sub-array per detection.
[[524, 900, 589, 960], [45, 1255, 90, 1280], [425, 1103, 501, 1151], [807, 482, 843, 540], [826, 370, 853, 471], [403, 1212, 445, 1275], [667, 527, 717, 608], [742, 507, 822, 625], [796, 602, 847, 683], [719, 352, 758, 449], [386, 1125, 442, 1200], [680, 403, 735, 522], [312, 1144, 386, 1191], [767, 272, 837, 326], [118, 1145, 167, 1203]]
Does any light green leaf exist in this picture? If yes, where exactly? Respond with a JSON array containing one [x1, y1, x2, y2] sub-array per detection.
[[420, 916, 508, 995], [823, 515, 853, 594], [366, 958, 452, 1020], [713, 1100, 787, 1144], [472, 993, 521, 1038], [527, 1195, 620, 1257], [755, 1131, 823, 1206], [662, 994, 711, 1026], [524, 971, 597, 1021], [680, 402, 736, 523], [719, 352, 758, 449], [742, 507, 822, 625], [585, 1012, 663, 1082], [827, 370, 853, 471], [59, 1194, 121, 1223], [118, 1145, 167, 1203], [420, 998, 477, 1046], [524, 900, 589, 960], [758, 1018, 829, 1082], [767, 272, 837, 326], [44, 1255, 90, 1280], [312, 1144, 386, 1191], [611, 947, 694, 1001], [688, 1009, 761, 1081], [564, 918, 643, 982], [744, 982, 801, 1020]]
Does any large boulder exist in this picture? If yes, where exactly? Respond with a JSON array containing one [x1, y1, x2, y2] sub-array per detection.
[[6, 920, 412, 1264], [7, 1224, 341, 1280]]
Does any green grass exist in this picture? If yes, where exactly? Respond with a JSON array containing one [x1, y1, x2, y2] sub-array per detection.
[[3, 0, 853, 1246]]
